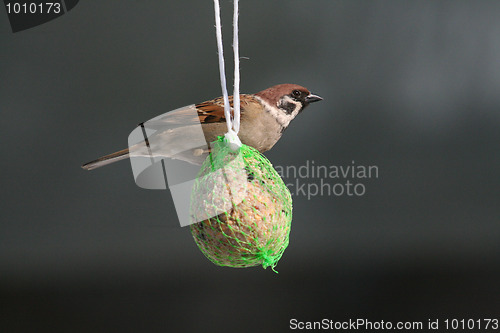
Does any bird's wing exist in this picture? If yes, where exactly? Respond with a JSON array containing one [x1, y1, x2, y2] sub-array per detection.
[[141, 104, 200, 129], [195, 95, 231, 124], [142, 94, 257, 129]]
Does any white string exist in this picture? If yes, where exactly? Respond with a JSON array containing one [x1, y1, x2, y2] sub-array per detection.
[[213, 0, 231, 134], [213, 0, 242, 150], [232, 0, 240, 134]]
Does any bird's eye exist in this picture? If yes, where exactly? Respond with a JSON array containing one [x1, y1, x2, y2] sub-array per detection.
[[292, 90, 301, 98]]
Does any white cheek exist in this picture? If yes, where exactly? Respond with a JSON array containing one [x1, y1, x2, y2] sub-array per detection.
[[255, 96, 298, 127]]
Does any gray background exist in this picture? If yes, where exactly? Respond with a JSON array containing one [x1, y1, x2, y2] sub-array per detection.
[[1, 1, 499, 332]]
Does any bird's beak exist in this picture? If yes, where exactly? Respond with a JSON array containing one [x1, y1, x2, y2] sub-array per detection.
[[305, 93, 323, 104]]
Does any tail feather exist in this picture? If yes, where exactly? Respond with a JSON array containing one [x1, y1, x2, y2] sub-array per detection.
[[81, 148, 130, 170]]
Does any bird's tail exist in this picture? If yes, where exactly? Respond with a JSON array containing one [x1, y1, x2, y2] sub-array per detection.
[[81, 148, 130, 170]]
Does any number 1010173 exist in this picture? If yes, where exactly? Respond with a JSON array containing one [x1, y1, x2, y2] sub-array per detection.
[[6, 2, 62, 14], [444, 319, 499, 330]]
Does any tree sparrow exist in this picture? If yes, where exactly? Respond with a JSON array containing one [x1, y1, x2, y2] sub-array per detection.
[[82, 83, 322, 170]]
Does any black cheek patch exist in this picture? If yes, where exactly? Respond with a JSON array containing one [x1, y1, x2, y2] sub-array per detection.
[[279, 101, 297, 115]]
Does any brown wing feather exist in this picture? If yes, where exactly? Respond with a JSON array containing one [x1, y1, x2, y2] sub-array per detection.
[[196, 94, 259, 124], [196, 96, 230, 124]]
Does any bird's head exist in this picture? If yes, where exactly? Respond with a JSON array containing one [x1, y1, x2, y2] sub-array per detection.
[[255, 83, 322, 127]]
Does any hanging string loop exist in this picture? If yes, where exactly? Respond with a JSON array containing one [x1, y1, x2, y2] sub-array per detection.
[[213, 0, 241, 150]]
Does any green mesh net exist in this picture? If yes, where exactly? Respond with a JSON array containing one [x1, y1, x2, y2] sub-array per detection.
[[189, 137, 293, 272]]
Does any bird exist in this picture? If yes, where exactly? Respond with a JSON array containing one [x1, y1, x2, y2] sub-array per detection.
[[82, 83, 322, 170]]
